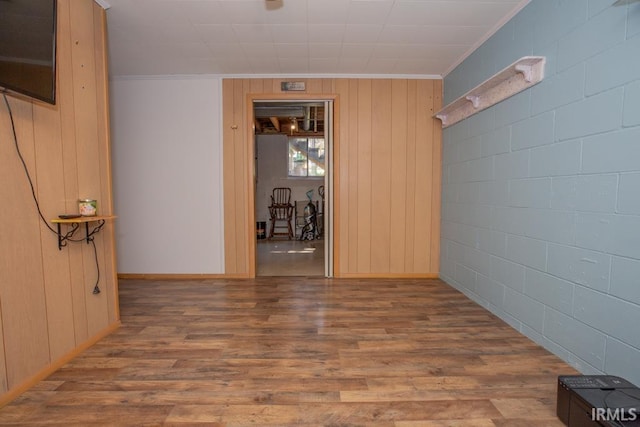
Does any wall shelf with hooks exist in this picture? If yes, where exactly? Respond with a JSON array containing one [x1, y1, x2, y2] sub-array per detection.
[[51, 215, 116, 250], [434, 56, 546, 128]]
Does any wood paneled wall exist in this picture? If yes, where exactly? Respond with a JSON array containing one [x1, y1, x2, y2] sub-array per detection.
[[222, 78, 442, 277], [336, 79, 442, 276], [0, 0, 118, 404]]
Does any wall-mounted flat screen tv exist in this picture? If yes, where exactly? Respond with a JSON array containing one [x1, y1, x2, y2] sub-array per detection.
[[0, 0, 57, 105]]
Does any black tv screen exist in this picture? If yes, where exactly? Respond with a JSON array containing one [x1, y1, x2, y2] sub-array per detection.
[[0, 0, 57, 105]]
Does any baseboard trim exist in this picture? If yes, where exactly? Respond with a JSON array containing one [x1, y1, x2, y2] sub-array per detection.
[[0, 321, 121, 408], [336, 273, 440, 279], [118, 273, 440, 280], [117, 273, 248, 280]]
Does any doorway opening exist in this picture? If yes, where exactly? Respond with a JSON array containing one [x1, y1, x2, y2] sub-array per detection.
[[253, 99, 333, 277]]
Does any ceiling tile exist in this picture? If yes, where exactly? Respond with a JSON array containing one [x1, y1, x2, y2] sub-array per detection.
[[231, 24, 274, 43], [342, 24, 383, 43], [248, 57, 281, 73], [338, 56, 370, 73], [419, 26, 491, 45], [194, 24, 236, 43], [107, 25, 154, 44], [366, 57, 398, 73], [310, 58, 341, 73], [206, 42, 247, 58], [393, 58, 445, 75], [241, 43, 278, 59], [275, 43, 310, 57], [308, 0, 350, 24], [387, 1, 445, 26], [412, 44, 469, 58], [346, 0, 394, 24], [341, 43, 375, 57], [219, 58, 254, 74], [388, 1, 520, 26], [179, 1, 230, 25], [377, 25, 432, 44], [278, 58, 310, 73], [162, 42, 212, 58], [216, 0, 269, 25], [107, 0, 191, 26], [270, 24, 309, 43], [308, 43, 343, 57], [185, 58, 227, 74], [157, 24, 202, 43], [371, 44, 407, 59], [378, 25, 487, 45], [264, 0, 308, 24], [307, 24, 346, 43], [105, 0, 531, 76]]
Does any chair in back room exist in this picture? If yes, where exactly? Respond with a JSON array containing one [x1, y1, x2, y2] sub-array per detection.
[[268, 187, 294, 239]]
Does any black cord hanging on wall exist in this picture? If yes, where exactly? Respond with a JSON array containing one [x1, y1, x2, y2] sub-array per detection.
[[2, 93, 101, 294]]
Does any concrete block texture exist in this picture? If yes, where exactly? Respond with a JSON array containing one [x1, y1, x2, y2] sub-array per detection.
[[441, 0, 640, 383]]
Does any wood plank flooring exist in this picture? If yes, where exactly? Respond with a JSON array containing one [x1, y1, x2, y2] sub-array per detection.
[[0, 278, 578, 426]]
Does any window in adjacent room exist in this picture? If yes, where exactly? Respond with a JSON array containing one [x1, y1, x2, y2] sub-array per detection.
[[288, 137, 325, 177]]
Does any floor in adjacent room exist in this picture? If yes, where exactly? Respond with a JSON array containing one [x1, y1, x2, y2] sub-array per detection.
[[0, 277, 577, 426], [256, 238, 325, 276]]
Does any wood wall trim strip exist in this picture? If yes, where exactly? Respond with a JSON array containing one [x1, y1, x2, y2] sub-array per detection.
[[57, 0, 89, 346], [356, 79, 373, 273], [236, 80, 250, 274], [430, 80, 443, 273], [346, 79, 359, 273], [93, 3, 120, 323], [390, 79, 409, 273], [71, 0, 110, 341], [331, 90, 341, 277], [412, 80, 432, 270], [0, 298, 6, 393], [222, 79, 237, 274], [404, 79, 418, 273], [34, 97, 76, 362], [370, 79, 392, 273], [234, 80, 247, 273], [245, 93, 256, 278]]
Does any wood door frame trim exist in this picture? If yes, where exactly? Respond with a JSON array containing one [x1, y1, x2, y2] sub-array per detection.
[[246, 93, 340, 278]]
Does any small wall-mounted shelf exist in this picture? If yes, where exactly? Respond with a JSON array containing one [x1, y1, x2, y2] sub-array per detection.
[[435, 56, 546, 128], [51, 215, 116, 250]]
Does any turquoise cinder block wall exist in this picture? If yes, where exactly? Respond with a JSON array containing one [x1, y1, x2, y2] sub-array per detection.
[[441, 0, 640, 384]]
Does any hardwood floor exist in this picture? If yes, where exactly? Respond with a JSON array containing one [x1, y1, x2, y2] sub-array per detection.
[[0, 278, 577, 426]]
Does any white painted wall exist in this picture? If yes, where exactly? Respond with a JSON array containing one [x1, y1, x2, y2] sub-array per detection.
[[110, 76, 224, 274]]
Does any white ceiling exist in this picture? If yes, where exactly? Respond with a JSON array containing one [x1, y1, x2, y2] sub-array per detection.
[[104, 0, 530, 77]]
